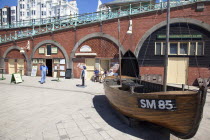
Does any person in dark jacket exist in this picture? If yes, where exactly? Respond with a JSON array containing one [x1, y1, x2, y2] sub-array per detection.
[[81, 66, 87, 86]]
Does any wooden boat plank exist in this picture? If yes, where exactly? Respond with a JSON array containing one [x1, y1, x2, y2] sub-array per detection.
[[108, 100, 196, 134], [104, 80, 201, 136]]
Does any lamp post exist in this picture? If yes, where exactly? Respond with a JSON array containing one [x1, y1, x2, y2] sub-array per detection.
[[20, 40, 30, 54], [19, 40, 30, 81], [127, 19, 132, 34]]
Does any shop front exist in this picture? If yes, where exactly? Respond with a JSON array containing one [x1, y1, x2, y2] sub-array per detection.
[[138, 23, 210, 85], [32, 43, 67, 78], [72, 37, 119, 80], [4, 49, 27, 75]]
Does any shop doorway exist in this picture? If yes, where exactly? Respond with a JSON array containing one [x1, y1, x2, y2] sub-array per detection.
[[100, 59, 109, 73], [8, 59, 25, 75], [46, 59, 52, 76], [167, 57, 189, 84], [8, 59, 15, 74], [85, 58, 95, 80], [17, 59, 24, 75]]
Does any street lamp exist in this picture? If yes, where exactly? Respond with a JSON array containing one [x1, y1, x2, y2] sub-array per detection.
[[127, 19, 132, 34], [20, 40, 30, 54]]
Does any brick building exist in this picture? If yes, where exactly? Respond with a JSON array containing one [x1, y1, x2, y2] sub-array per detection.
[[0, 1, 210, 85]]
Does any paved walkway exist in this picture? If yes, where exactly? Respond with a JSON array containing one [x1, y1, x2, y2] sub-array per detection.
[[0, 75, 209, 140]]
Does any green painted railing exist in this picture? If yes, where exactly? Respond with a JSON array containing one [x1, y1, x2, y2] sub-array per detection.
[[0, 15, 77, 29], [0, 0, 208, 44]]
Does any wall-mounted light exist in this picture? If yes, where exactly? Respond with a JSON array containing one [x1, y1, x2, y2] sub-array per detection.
[[127, 19, 132, 34], [20, 40, 30, 54], [20, 47, 25, 54]]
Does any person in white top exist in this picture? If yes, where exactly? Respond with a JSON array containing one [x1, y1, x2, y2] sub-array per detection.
[[107, 69, 114, 76]]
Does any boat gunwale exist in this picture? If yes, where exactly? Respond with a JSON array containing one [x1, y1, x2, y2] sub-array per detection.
[[104, 77, 198, 96]]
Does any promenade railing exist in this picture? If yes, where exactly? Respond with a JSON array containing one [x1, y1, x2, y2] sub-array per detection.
[[0, 0, 207, 44]]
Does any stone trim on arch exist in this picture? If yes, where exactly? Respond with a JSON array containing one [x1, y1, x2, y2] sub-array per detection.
[[1, 46, 30, 75], [71, 32, 125, 56], [31, 40, 70, 68], [134, 18, 210, 57], [70, 32, 126, 69]]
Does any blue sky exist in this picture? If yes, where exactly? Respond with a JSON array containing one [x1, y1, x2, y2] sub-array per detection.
[[0, 0, 113, 14]]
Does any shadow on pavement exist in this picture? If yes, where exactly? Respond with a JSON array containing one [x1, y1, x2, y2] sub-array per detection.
[[93, 95, 171, 140]]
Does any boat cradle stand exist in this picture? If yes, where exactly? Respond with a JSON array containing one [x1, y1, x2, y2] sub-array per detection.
[[113, 106, 140, 127], [112, 104, 166, 130]]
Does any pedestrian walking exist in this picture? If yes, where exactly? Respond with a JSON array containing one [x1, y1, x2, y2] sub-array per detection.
[[40, 63, 48, 84]]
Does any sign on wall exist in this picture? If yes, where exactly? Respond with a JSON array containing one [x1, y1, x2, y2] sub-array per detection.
[[157, 34, 202, 39], [51, 47, 58, 54], [54, 58, 60, 64], [60, 66, 65, 70], [31, 66, 38, 77], [80, 45, 92, 52], [32, 59, 38, 64], [39, 59, 44, 63], [39, 47, 45, 54], [60, 71, 65, 77], [60, 59, 65, 64], [77, 63, 86, 69]]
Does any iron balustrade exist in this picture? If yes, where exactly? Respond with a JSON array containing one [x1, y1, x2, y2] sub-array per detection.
[[0, 0, 208, 44]]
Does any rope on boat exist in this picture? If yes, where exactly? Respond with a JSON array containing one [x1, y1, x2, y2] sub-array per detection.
[[181, 3, 202, 84]]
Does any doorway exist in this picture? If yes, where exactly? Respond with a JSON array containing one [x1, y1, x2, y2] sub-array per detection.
[[167, 57, 189, 84], [46, 59, 52, 76], [100, 59, 109, 73], [17, 59, 24, 75], [85, 58, 95, 80], [8, 59, 15, 74]]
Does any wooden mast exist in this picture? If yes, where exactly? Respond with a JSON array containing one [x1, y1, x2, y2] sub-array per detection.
[[163, 0, 170, 92], [118, 18, 122, 85]]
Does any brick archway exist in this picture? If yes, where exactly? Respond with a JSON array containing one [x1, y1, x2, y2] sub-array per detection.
[[1, 46, 30, 75], [31, 40, 70, 68], [70, 32, 126, 70], [135, 18, 210, 57]]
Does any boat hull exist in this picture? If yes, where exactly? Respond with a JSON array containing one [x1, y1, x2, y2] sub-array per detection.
[[104, 77, 203, 139]]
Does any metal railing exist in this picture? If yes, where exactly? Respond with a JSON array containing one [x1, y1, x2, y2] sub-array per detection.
[[0, 0, 208, 44], [0, 15, 78, 29]]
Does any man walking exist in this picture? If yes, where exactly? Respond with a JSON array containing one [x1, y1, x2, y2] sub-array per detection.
[[40, 63, 48, 84]]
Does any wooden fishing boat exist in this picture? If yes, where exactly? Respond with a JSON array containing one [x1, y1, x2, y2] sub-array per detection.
[[104, 50, 208, 139]]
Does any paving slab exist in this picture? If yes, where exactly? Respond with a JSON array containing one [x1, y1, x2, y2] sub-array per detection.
[[0, 75, 209, 140]]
